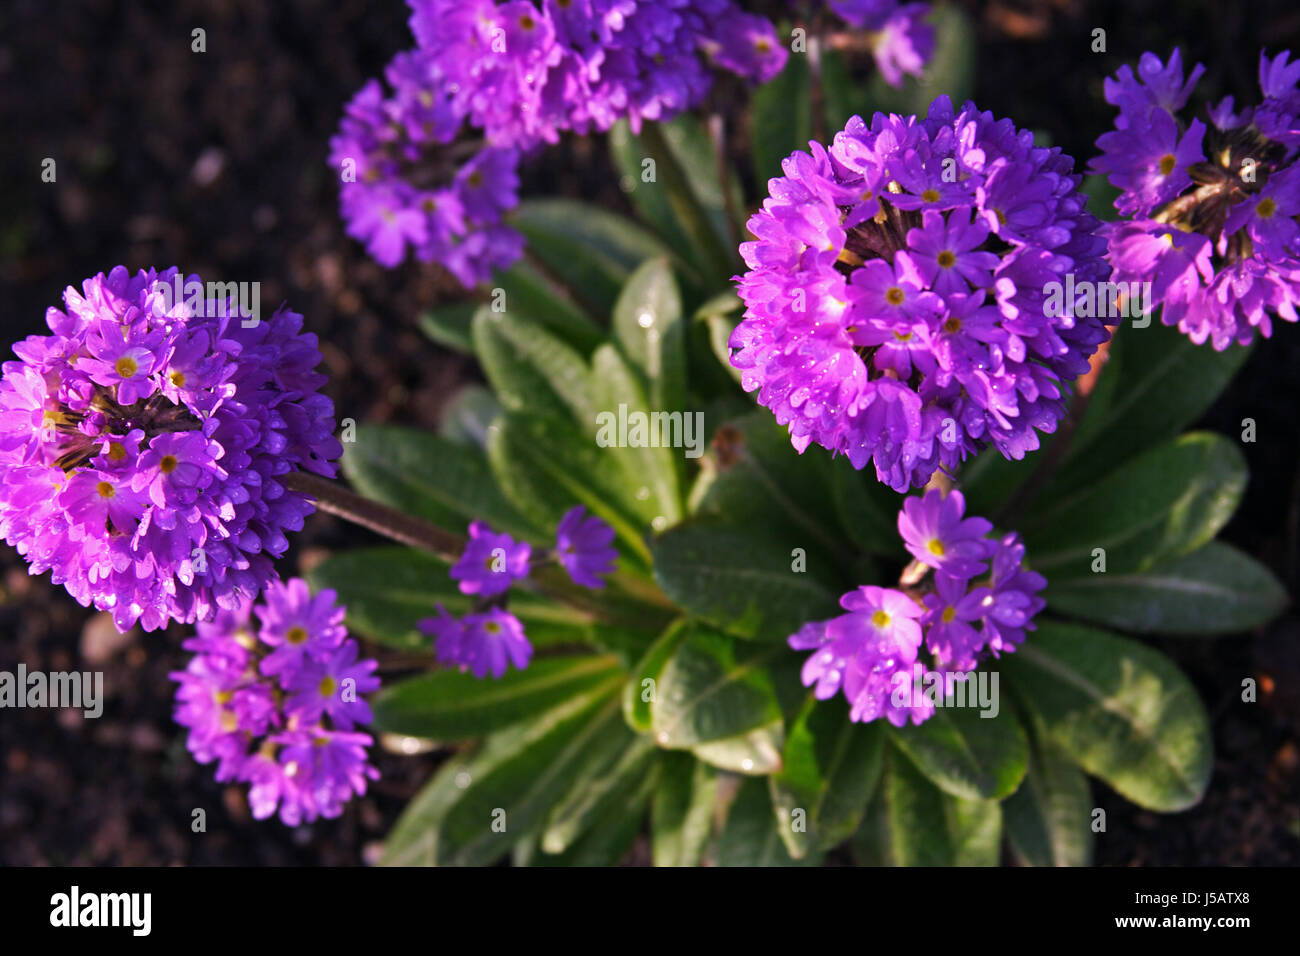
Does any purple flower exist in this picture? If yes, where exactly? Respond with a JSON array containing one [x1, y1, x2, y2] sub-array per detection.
[[787, 585, 930, 726], [555, 505, 617, 589], [920, 572, 990, 670], [328, 50, 525, 285], [787, 488, 1046, 726], [829, 1, 935, 87], [733, 98, 1111, 490], [257, 577, 348, 685], [421, 606, 533, 679], [450, 520, 532, 597], [898, 488, 993, 577], [0, 267, 342, 632], [335, 2, 786, 281], [1093, 48, 1300, 348], [170, 579, 381, 827]]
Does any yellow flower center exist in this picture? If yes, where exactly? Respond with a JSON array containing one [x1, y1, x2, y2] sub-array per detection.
[[286, 625, 308, 645], [95, 480, 115, 499], [319, 675, 338, 698], [115, 356, 139, 378], [893, 330, 912, 341], [885, 286, 905, 306], [943, 317, 962, 333], [937, 250, 957, 268], [484, 621, 502, 634], [169, 370, 186, 388], [927, 538, 946, 557], [1158, 153, 1177, 176], [921, 188, 940, 203], [214, 690, 234, 705], [106, 442, 126, 461], [870, 610, 892, 629], [1258, 197, 1277, 219], [941, 606, 957, 623], [159, 454, 179, 474], [220, 711, 239, 732]]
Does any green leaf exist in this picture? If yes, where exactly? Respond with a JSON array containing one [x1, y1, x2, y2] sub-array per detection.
[[418, 302, 477, 354], [532, 762, 658, 866], [471, 308, 596, 426], [611, 257, 687, 414], [541, 724, 657, 855], [342, 424, 537, 539], [829, 454, 906, 556], [650, 520, 842, 641], [609, 116, 740, 291], [623, 619, 691, 732], [651, 753, 719, 866], [769, 696, 885, 857], [888, 693, 1029, 801], [692, 722, 786, 775], [751, 51, 812, 188], [1022, 432, 1246, 578], [717, 777, 820, 867], [1051, 322, 1252, 496], [491, 259, 605, 354], [1002, 621, 1212, 812], [381, 677, 624, 865], [307, 547, 600, 650], [1003, 715, 1094, 867], [371, 655, 624, 741], [1044, 540, 1288, 635], [856, 745, 1001, 866], [650, 622, 786, 751], [589, 343, 683, 526], [689, 412, 849, 561], [439, 385, 504, 450], [512, 198, 677, 315], [487, 411, 656, 566]]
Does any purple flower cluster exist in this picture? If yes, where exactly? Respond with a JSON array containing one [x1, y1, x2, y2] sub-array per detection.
[[171, 578, 380, 827], [1092, 49, 1300, 349], [408, 0, 787, 145], [732, 96, 1111, 491], [328, 51, 525, 284], [0, 267, 342, 632], [827, 1, 934, 87], [419, 505, 617, 678], [788, 488, 1045, 726], [333, 1, 786, 283]]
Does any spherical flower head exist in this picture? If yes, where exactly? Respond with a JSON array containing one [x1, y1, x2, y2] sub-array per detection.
[[170, 579, 381, 827], [438, 606, 533, 680], [450, 520, 532, 597], [554, 505, 617, 589], [0, 267, 342, 632], [733, 98, 1110, 490], [898, 487, 993, 577], [1092, 47, 1300, 348]]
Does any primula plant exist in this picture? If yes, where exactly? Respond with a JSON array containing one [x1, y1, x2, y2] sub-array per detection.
[[5, 1, 1294, 872]]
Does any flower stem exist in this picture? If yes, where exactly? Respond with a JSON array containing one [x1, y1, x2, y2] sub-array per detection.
[[285, 471, 465, 562]]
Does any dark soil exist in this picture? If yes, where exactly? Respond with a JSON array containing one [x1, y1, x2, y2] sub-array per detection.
[[0, 0, 1297, 865]]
